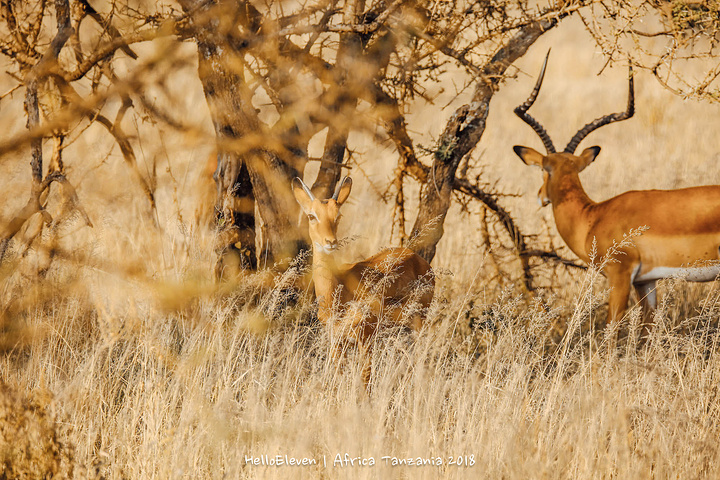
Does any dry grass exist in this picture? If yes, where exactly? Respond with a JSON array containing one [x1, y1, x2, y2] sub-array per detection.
[[2, 16, 720, 480]]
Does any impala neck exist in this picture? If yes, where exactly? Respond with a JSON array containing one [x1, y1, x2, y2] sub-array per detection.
[[311, 249, 342, 319], [550, 172, 595, 262]]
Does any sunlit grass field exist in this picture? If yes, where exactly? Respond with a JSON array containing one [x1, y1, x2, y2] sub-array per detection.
[[2, 17, 720, 478]]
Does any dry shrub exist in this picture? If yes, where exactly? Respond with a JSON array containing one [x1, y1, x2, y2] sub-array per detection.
[[0, 381, 75, 479]]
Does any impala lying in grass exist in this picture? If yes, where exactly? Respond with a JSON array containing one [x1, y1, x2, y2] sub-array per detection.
[[292, 176, 434, 386], [513, 51, 720, 339]]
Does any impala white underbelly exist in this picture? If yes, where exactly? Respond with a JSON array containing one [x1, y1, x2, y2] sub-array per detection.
[[633, 264, 720, 284]]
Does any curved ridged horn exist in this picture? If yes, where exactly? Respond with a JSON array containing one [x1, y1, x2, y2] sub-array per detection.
[[514, 49, 556, 154], [564, 64, 635, 154], [332, 177, 350, 201], [294, 177, 316, 201]]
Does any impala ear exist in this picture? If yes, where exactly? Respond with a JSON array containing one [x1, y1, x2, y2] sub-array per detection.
[[292, 177, 314, 214], [578, 146, 601, 171], [513, 146, 545, 168], [333, 177, 352, 205]]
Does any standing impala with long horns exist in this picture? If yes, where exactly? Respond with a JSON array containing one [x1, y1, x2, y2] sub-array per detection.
[[292, 176, 434, 384], [513, 51, 720, 336]]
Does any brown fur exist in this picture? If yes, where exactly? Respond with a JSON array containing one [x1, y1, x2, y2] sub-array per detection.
[[515, 146, 720, 334], [292, 177, 434, 387]]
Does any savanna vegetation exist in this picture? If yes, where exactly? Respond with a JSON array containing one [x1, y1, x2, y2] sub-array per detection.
[[2, 0, 720, 478]]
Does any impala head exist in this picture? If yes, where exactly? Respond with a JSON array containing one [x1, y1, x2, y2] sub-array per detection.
[[512, 50, 634, 206], [513, 145, 601, 206], [292, 176, 352, 254]]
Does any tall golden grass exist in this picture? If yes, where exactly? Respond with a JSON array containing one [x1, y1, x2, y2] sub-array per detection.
[[2, 17, 720, 479]]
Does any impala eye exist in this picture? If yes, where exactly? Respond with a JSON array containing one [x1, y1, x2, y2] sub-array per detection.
[[308, 214, 319, 223]]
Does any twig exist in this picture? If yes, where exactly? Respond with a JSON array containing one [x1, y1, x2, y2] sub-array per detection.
[[0, 84, 22, 101], [631, 28, 673, 37], [278, 0, 406, 36]]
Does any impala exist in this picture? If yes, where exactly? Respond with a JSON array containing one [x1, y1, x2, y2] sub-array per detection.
[[292, 176, 434, 385], [513, 51, 720, 336]]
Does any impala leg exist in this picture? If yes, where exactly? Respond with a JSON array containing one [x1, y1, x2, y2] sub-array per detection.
[[410, 313, 423, 331], [606, 269, 632, 348], [634, 281, 657, 342]]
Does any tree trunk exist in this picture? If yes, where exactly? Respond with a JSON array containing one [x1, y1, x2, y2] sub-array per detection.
[[310, 0, 367, 198], [190, 0, 310, 272], [196, 41, 258, 272], [245, 149, 309, 267]]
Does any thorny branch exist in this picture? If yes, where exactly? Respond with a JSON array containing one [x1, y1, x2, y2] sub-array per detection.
[[1, 0, 92, 266], [580, 0, 720, 101], [375, 78, 582, 283]]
